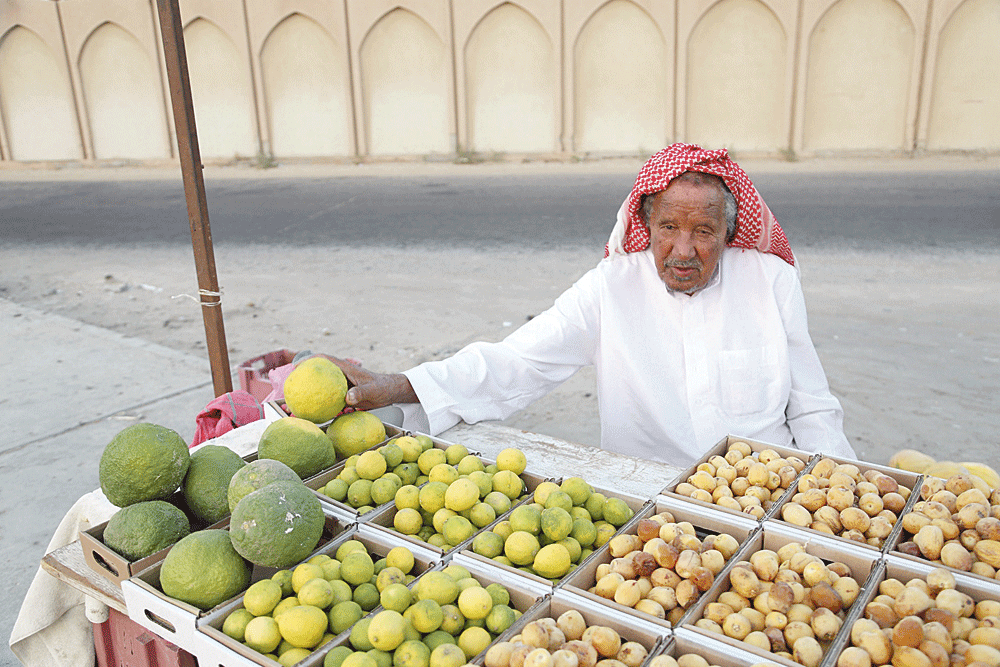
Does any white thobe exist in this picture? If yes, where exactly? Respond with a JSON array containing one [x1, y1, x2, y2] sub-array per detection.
[[401, 247, 855, 468]]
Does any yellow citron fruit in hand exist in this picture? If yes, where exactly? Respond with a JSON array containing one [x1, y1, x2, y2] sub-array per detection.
[[283, 357, 348, 424]]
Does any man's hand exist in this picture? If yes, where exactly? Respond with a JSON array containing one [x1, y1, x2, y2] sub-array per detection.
[[319, 355, 418, 410]]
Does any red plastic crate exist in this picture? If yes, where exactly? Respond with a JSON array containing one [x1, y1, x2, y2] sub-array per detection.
[[94, 607, 196, 667], [236, 349, 295, 402]]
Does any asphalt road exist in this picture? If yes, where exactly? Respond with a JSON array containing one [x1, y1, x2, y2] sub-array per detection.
[[3, 170, 999, 250]]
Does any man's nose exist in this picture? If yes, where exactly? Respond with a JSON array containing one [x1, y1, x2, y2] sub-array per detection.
[[671, 233, 696, 259]]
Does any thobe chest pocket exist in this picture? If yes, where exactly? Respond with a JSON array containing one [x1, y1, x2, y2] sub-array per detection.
[[718, 346, 782, 416]]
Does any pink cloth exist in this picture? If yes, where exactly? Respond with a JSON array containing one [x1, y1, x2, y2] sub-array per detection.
[[191, 390, 265, 447], [263, 363, 296, 403], [605, 143, 795, 266]]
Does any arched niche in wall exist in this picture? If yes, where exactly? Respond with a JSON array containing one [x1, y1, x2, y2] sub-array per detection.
[[686, 0, 786, 152], [360, 8, 450, 156], [79, 22, 169, 159], [261, 13, 351, 157], [802, 0, 914, 151], [183, 17, 257, 159], [926, 0, 1000, 150], [574, 0, 666, 154], [464, 3, 556, 153], [0, 25, 81, 160]]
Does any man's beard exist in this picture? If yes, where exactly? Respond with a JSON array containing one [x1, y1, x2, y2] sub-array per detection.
[[664, 259, 702, 293]]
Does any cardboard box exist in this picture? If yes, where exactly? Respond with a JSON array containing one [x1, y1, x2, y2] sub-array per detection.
[[366, 469, 550, 558], [451, 482, 651, 589], [660, 434, 815, 524], [121, 511, 347, 653], [826, 554, 1000, 667], [561, 496, 758, 630], [305, 435, 477, 521], [681, 521, 881, 667], [195, 524, 443, 667], [237, 349, 295, 402], [472, 588, 669, 666], [888, 543, 1000, 592], [766, 454, 922, 555], [261, 543, 552, 667], [663, 627, 791, 667]]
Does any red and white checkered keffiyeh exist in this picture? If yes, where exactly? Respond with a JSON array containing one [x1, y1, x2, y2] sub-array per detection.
[[605, 143, 795, 266]]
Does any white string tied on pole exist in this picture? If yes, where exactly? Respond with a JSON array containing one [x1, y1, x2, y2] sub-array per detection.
[[171, 288, 223, 307]]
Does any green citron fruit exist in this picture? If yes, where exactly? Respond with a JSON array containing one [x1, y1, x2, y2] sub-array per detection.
[[102, 500, 190, 561], [99, 423, 190, 508], [159, 529, 250, 610], [283, 356, 348, 423], [327, 411, 387, 459], [258, 417, 336, 479], [182, 444, 246, 524], [229, 481, 325, 568], [228, 458, 301, 512]]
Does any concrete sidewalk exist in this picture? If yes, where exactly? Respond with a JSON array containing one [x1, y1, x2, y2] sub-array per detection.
[[0, 298, 216, 667]]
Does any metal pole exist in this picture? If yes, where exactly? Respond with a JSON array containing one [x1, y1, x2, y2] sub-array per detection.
[[154, 0, 233, 396]]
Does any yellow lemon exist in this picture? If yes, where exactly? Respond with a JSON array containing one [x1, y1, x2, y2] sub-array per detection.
[[272, 596, 299, 620], [395, 436, 423, 463], [429, 643, 467, 667], [603, 498, 634, 527], [394, 485, 421, 511], [457, 586, 493, 620], [327, 410, 387, 458], [356, 451, 388, 480], [429, 464, 460, 485], [276, 605, 328, 649], [394, 640, 431, 667], [417, 449, 447, 475], [419, 482, 448, 513], [367, 609, 406, 652], [504, 531, 540, 566], [243, 579, 282, 616], [386, 546, 414, 574], [292, 563, 326, 593], [532, 543, 571, 579], [245, 615, 282, 653], [379, 582, 412, 613], [533, 481, 560, 506], [457, 455, 485, 476], [222, 607, 253, 641], [297, 577, 335, 609], [393, 508, 423, 535], [341, 551, 375, 586], [441, 515, 475, 546], [496, 448, 527, 475], [444, 478, 480, 512], [491, 470, 524, 500], [328, 600, 363, 634], [457, 626, 492, 660]]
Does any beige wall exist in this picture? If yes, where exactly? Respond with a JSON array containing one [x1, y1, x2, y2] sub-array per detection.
[[2, 0, 998, 164]]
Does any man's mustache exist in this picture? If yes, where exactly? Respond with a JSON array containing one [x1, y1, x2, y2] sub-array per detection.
[[664, 259, 702, 270]]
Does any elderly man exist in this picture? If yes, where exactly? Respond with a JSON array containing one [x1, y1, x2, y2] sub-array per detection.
[[330, 144, 855, 467]]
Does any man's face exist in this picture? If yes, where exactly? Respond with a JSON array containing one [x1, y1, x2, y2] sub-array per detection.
[[645, 176, 729, 294]]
